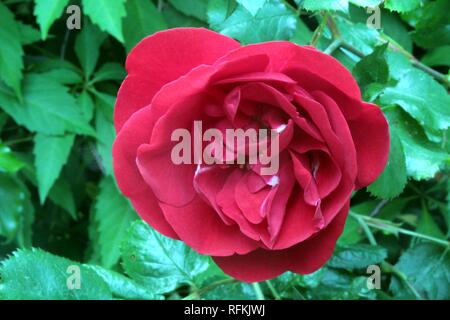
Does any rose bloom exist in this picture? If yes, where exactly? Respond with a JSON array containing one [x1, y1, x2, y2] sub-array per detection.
[[113, 28, 389, 282]]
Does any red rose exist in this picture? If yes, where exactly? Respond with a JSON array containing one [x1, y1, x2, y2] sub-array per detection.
[[113, 28, 389, 282]]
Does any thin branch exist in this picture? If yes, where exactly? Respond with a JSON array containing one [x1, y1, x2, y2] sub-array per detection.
[[252, 282, 265, 300], [325, 15, 450, 88]]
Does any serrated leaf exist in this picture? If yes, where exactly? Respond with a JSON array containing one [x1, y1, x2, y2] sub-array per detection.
[[34, 133, 75, 203], [121, 221, 210, 294], [390, 243, 450, 299], [208, 0, 297, 44], [384, 0, 421, 13], [385, 108, 449, 180], [168, 0, 208, 21], [0, 74, 95, 136], [0, 2, 24, 98], [82, 0, 126, 42], [86, 265, 163, 300], [335, 17, 379, 55], [301, 0, 349, 13], [92, 63, 126, 84], [123, 0, 167, 52], [353, 43, 389, 89], [0, 248, 112, 300], [367, 128, 407, 199], [33, 0, 69, 40], [203, 282, 257, 300], [380, 69, 450, 140], [74, 20, 106, 80], [95, 178, 137, 268], [328, 244, 387, 269], [48, 177, 77, 219], [94, 93, 115, 175], [236, 0, 266, 16]]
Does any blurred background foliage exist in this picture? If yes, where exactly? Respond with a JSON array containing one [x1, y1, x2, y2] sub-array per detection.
[[0, 0, 449, 300]]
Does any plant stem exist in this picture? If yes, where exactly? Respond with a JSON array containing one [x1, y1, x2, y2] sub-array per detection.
[[182, 278, 237, 300], [310, 12, 328, 47], [252, 283, 265, 300], [351, 213, 450, 247], [325, 15, 450, 88], [355, 214, 424, 300], [265, 280, 281, 300]]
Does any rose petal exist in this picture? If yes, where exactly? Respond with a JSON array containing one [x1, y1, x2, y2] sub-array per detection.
[[115, 28, 240, 132], [213, 201, 349, 282]]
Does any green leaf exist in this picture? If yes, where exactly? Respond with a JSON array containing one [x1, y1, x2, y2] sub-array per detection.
[[335, 17, 379, 55], [367, 128, 407, 199], [0, 144, 25, 173], [0, 74, 95, 136], [390, 243, 450, 299], [33, 0, 69, 40], [95, 93, 115, 175], [385, 108, 449, 180], [413, 25, 450, 49], [39, 68, 83, 85], [0, 2, 24, 98], [203, 282, 257, 299], [92, 63, 126, 84], [0, 248, 112, 300], [421, 45, 450, 67], [0, 173, 33, 246], [380, 69, 450, 140], [353, 43, 389, 89], [123, 0, 167, 52], [82, 0, 126, 42], [34, 133, 75, 203], [417, 206, 446, 240], [338, 215, 364, 245], [86, 265, 163, 300], [236, 0, 266, 16], [328, 244, 387, 269], [299, 267, 377, 299], [168, 0, 208, 21], [74, 20, 106, 80], [384, 0, 421, 13], [77, 90, 95, 122], [208, 0, 297, 44], [162, 3, 206, 28], [121, 221, 210, 294], [301, 0, 349, 12], [18, 22, 41, 45], [95, 177, 137, 268], [290, 17, 313, 45], [48, 177, 77, 220]]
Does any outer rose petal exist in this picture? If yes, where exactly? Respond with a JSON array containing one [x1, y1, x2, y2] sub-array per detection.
[[213, 202, 349, 282], [348, 103, 390, 188], [113, 106, 178, 238], [114, 28, 240, 132], [215, 41, 361, 101]]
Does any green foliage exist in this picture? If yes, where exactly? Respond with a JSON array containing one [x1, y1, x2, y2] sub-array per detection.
[[94, 178, 137, 268], [34, 0, 70, 40], [0, 0, 448, 301], [0, 2, 24, 98], [208, 0, 297, 44], [121, 221, 211, 294], [82, 0, 126, 42]]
